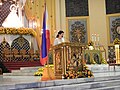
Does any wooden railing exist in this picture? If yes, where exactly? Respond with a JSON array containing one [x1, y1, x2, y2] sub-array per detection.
[[1, 48, 40, 62]]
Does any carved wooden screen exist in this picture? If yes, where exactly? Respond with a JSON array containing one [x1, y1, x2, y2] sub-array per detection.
[[0, 38, 10, 62]]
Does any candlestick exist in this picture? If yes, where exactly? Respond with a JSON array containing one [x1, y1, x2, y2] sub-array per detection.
[[91, 34, 94, 42], [97, 34, 99, 42], [97, 34, 100, 46], [94, 34, 96, 41], [94, 34, 96, 46]]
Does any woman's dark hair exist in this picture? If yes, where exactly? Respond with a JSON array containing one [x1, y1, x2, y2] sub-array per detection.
[[56, 30, 64, 38]]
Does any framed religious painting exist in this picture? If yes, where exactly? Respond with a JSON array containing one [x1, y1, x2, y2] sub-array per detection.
[[107, 14, 120, 44], [66, 17, 89, 44]]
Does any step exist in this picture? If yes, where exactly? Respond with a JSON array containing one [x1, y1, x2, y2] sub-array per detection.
[[20, 66, 42, 70], [4, 64, 40, 66], [23, 78, 120, 90], [3, 72, 34, 76], [87, 64, 120, 73], [11, 70, 21, 73], [3, 66, 42, 76], [2, 61, 41, 72], [38, 80, 120, 90], [86, 85, 120, 90], [3, 63, 40, 65], [12, 67, 41, 73], [1, 75, 120, 90], [11, 69, 36, 73], [3, 73, 13, 76]]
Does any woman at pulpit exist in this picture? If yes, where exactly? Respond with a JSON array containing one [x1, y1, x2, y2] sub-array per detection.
[[54, 30, 65, 45]]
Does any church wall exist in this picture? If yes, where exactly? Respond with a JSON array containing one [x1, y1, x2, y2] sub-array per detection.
[[55, 0, 108, 57], [24, 0, 56, 48], [55, 0, 108, 43], [23, 0, 119, 59], [55, 0, 67, 41], [88, 0, 108, 57]]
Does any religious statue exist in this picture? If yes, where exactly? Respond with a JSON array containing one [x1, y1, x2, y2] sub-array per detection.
[[2, 4, 23, 28]]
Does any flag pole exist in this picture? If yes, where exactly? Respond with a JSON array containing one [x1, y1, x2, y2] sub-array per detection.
[[41, 0, 55, 81], [44, 0, 49, 69], [45, 0, 53, 80]]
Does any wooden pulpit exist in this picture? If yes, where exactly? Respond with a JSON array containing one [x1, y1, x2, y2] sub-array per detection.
[[52, 42, 85, 79]]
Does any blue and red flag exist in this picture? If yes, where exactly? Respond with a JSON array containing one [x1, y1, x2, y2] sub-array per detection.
[[40, 5, 50, 65]]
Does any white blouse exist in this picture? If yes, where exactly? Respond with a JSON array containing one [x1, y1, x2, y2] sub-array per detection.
[[54, 38, 65, 46]]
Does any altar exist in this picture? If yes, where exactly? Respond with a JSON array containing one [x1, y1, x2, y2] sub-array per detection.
[[52, 42, 108, 78]]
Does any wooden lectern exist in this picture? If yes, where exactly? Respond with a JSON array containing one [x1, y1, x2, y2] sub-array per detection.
[[52, 42, 85, 79]]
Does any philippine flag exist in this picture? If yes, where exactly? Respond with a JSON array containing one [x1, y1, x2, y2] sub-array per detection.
[[40, 6, 50, 65]]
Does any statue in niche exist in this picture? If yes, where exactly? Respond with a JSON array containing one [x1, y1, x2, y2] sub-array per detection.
[[0, 0, 26, 28], [2, 3, 23, 28], [0, 0, 15, 26]]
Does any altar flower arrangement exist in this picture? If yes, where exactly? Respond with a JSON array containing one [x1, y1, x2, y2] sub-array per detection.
[[88, 41, 94, 46], [34, 64, 54, 76], [113, 38, 120, 45], [34, 67, 43, 76], [0, 27, 37, 36], [63, 65, 94, 79], [88, 41, 94, 50]]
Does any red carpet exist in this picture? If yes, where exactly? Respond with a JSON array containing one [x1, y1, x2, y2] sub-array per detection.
[[3, 61, 41, 72]]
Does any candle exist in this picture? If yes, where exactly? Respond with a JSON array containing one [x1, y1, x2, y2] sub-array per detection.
[[91, 34, 94, 42], [97, 34, 100, 42], [94, 34, 96, 41]]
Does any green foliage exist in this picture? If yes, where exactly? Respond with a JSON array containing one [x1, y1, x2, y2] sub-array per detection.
[[0, 61, 10, 73], [34, 67, 43, 76], [34, 64, 54, 76]]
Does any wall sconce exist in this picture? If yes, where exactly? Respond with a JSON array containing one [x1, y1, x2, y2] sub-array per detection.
[[33, 20, 37, 29], [30, 0, 34, 4], [29, 20, 37, 29], [115, 44, 120, 64]]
